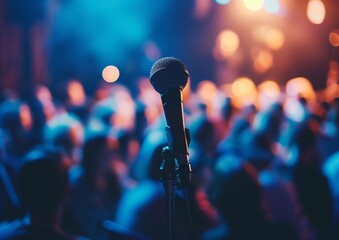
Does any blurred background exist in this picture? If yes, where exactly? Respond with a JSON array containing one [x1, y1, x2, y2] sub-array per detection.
[[1, 0, 339, 96], [1, 1, 339, 240]]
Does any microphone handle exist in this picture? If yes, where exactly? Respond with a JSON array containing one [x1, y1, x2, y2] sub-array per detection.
[[161, 88, 192, 188], [161, 88, 188, 157]]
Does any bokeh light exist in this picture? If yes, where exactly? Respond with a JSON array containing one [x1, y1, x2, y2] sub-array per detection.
[[102, 65, 120, 83], [307, 0, 326, 25], [231, 77, 257, 107], [20, 104, 33, 131], [67, 80, 86, 106], [327, 61, 339, 86], [286, 77, 316, 100], [215, 0, 231, 5], [196, 80, 221, 117], [264, 0, 280, 13], [196, 80, 218, 104], [215, 30, 240, 59], [264, 28, 284, 50], [253, 26, 285, 50], [329, 29, 339, 47], [144, 41, 161, 61], [257, 80, 281, 109], [243, 0, 264, 11], [252, 48, 274, 73]]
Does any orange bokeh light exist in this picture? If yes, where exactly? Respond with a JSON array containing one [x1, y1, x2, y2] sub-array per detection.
[[102, 65, 120, 83], [67, 80, 86, 106], [231, 77, 257, 107], [329, 30, 339, 47], [252, 48, 274, 73], [215, 30, 240, 59], [286, 77, 316, 100]]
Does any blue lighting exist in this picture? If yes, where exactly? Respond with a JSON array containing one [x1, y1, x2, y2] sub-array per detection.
[[264, 0, 280, 13], [215, 0, 231, 5]]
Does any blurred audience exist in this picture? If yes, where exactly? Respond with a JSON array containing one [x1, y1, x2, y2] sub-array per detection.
[[0, 78, 338, 240], [62, 135, 125, 240], [0, 145, 83, 239]]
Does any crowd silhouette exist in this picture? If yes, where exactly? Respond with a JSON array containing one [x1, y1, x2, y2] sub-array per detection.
[[0, 78, 338, 240]]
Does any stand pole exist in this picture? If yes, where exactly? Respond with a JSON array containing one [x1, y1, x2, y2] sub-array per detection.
[[161, 147, 176, 240]]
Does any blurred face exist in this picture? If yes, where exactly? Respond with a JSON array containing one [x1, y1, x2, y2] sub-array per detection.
[[67, 80, 86, 106], [20, 104, 33, 131]]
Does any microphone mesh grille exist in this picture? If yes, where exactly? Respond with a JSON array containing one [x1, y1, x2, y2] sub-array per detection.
[[150, 57, 189, 93]]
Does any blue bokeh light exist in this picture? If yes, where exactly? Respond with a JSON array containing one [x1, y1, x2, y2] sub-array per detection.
[[215, 0, 231, 5], [264, 0, 280, 13]]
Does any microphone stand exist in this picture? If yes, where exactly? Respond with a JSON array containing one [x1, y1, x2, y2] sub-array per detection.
[[160, 146, 176, 240], [160, 128, 191, 240]]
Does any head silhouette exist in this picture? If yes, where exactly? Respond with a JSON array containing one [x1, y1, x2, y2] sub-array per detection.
[[19, 145, 68, 213]]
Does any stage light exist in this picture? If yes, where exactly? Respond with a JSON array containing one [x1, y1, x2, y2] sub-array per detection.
[[264, 0, 279, 13], [258, 80, 280, 98], [252, 48, 273, 73], [286, 77, 316, 100], [307, 0, 326, 25], [257, 80, 280, 109], [231, 77, 256, 97], [102, 65, 120, 83], [231, 77, 257, 107], [329, 29, 339, 47], [197, 80, 218, 103], [215, 30, 239, 58], [265, 28, 284, 50], [253, 26, 285, 50], [243, 0, 264, 11], [215, 0, 231, 5]]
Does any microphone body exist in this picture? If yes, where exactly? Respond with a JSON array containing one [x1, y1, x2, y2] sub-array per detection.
[[150, 57, 192, 188]]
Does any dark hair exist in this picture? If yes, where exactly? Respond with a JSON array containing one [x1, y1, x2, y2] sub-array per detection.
[[81, 135, 122, 198], [19, 145, 68, 211], [208, 156, 263, 226]]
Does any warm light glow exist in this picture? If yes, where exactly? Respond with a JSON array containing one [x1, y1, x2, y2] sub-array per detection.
[[258, 80, 280, 98], [20, 104, 33, 131], [327, 61, 339, 86], [253, 26, 285, 50], [231, 77, 257, 107], [243, 0, 264, 11], [252, 49, 273, 73], [215, 30, 240, 58], [264, 0, 279, 13], [102, 65, 120, 83], [67, 80, 86, 105], [307, 0, 326, 25], [112, 86, 135, 130], [265, 28, 284, 50], [257, 80, 281, 109], [286, 77, 316, 100], [232, 77, 256, 97], [329, 29, 339, 47], [326, 83, 339, 102], [197, 80, 218, 104]]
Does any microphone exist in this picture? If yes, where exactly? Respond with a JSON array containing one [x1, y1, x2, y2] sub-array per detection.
[[150, 57, 192, 189]]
